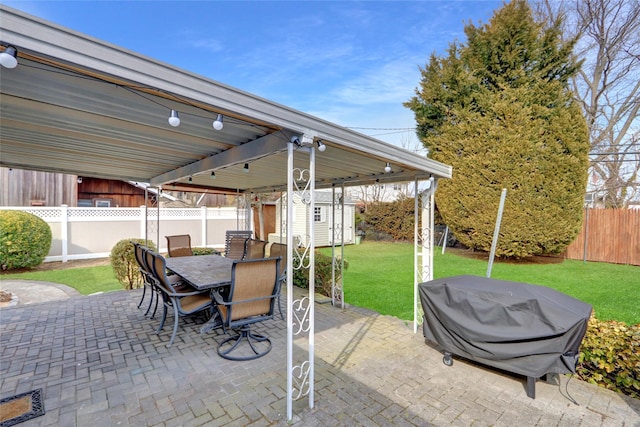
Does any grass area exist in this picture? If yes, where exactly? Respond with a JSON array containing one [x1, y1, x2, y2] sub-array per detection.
[[2, 242, 638, 325], [1, 265, 121, 295], [320, 241, 639, 325]]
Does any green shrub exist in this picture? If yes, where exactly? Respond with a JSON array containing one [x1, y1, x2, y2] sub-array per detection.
[[110, 239, 156, 290], [292, 250, 348, 297], [578, 316, 640, 398], [364, 197, 415, 241], [0, 210, 52, 270], [192, 247, 220, 256]]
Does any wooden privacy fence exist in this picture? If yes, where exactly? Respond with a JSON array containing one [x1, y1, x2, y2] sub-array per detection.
[[564, 208, 640, 266]]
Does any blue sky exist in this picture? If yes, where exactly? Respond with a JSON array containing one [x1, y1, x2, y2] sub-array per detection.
[[3, 1, 503, 148]]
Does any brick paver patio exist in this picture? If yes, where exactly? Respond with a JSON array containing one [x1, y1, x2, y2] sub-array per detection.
[[1, 287, 639, 426]]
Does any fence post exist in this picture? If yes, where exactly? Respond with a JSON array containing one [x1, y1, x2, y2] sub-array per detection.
[[201, 206, 207, 248], [583, 207, 589, 264], [139, 206, 146, 240], [61, 204, 68, 263]]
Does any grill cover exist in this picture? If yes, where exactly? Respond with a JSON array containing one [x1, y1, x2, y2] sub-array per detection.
[[419, 275, 592, 378]]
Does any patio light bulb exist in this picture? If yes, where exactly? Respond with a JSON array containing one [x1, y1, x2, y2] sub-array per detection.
[[213, 114, 224, 130], [168, 110, 180, 127], [0, 46, 18, 69]]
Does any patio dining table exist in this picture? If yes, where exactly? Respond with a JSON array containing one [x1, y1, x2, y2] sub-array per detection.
[[165, 254, 234, 291], [165, 254, 235, 333]]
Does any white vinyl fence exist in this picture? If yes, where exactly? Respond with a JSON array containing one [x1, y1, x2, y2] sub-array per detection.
[[2, 206, 247, 262]]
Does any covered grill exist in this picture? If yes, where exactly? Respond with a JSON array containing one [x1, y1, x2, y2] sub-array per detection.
[[419, 275, 592, 398]]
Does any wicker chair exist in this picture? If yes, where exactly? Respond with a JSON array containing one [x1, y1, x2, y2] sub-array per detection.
[[147, 251, 212, 347], [214, 257, 281, 360], [165, 234, 193, 257], [267, 242, 287, 320], [243, 239, 268, 260]]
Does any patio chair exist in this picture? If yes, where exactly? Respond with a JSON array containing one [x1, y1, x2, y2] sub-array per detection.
[[145, 248, 182, 318], [213, 257, 281, 360], [267, 242, 287, 320], [132, 242, 155, 316], [243, 239, 268, 260], [148, 251, 213, 347], [226, 236, 250, 260], [165, 234, 193, 257], [224, 230, 252, 258]]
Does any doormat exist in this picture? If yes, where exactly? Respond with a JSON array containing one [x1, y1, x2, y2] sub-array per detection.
[[0, 389, 45, 427]]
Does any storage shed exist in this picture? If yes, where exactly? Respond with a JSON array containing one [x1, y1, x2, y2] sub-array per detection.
[[269, 191, 356, 247]]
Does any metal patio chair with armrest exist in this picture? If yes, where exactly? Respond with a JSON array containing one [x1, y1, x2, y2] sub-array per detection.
[[132, 242, 155, 315], [213, 257, 281, 360], [165, 234, 193, 257], [267, 242, 287, 320], [144, 248, 184, 318], [224, 230, 252, 258], [226, 236, 250, 260], [148, 251, 213, 347], [242, 239, 268, 260]]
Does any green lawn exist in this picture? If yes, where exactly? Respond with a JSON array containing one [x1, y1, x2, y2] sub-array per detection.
[[320, 241, 639, 325], [2, 242, 638, 325], [1, 265, 121, 295]]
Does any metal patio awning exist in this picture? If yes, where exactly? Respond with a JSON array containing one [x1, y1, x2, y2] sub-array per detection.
[[0, 5, 451, 194]]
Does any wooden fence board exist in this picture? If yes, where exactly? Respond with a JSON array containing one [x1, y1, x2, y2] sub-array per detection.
[[565, 209, 640, 265]]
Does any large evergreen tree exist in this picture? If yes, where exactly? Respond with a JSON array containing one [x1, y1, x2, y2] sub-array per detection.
[[405, 0, 590, 258]]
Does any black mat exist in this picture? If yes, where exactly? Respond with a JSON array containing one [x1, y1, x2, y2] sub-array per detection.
[[0, 389, 45, 427]]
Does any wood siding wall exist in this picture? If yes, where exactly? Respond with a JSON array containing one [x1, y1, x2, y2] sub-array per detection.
[[0, 168, 77, 206], [564, 209, 640, 266], [77, 177, 148, 207]]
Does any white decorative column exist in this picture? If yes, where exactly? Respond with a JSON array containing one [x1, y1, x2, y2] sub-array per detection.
[[413, 177, 437, 333], [286, 139, 316, 420]]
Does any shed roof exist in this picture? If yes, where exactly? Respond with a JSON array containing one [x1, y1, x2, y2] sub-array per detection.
[[0, 5, 451, 194]]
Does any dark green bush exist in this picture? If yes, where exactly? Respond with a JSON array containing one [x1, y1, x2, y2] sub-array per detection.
[[364, 197, 415, 241], [192, 247, 220, 256], [578, 316, 640, 398], [0, 210, 52, 270], [292, 250, 348, 297], [110, 239, 156, 290]]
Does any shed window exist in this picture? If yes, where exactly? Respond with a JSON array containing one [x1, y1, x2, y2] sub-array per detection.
[[314, 206, 325, 222]]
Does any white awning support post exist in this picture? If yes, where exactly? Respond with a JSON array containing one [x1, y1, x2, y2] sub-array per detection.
[[414, 177, 437, 334], [340, 183, 345, 309], [330, 184, 345, 308], [286, 137, 316, 420], [143, 186, 160, 250]]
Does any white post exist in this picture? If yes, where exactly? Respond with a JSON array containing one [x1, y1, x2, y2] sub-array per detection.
[[487, 188, 507, 278], [331, 185, 336, 306], [286, 142, 294, 421], [340, 182, 345, 309], [308, 147, 315, 410], [61, 204, 68, 263], [139, 205, 147, 240], [413, 180, 419, 334], [201, 206, 207, 248]]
